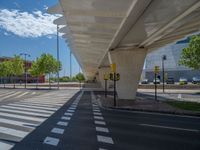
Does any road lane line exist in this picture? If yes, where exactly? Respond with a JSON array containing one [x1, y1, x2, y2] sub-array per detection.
[[61, 116, 71, 120], [67, 109, 75, 113], [95, 121, 106, 125], [140, 124, 199, 132], [43, 137, 59, 146], [94, 116, 104, 120], [1, 91, 22, 99], [57, 121, 68, 126], [64, 112, 73, 116], [97, 135, 114, 144], [51, 128, 65, 134], [96, 127, 109, 133]]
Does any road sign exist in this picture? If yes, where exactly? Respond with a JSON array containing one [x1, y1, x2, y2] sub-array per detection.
[[154, 66, 160, 73], [110, 63, 116, 73], [104, 74, 109, 80]]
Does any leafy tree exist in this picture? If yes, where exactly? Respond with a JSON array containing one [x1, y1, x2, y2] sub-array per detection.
[[11, 55, 24, 88], [29, 60, 44, 89], [37, 53, 62, 89], [75, 73, 85, 82], [179, 35, 200, 70]]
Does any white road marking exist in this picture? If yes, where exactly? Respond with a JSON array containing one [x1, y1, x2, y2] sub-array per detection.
[[64, 112, 73, 116], [31, 92, 36, 95], [96, 127, 109, 133], [0, 126, 29, 138], [43, 137, 59, 146], [94, 116, 104, 120], [0, 112, 45, 122], [1, 91, 22, 99], [9, 103, 57, 111], [61, 116, 71, 120], [99, 148, 107, 150], [0, 140, 14, 150], [69, 107, 76, 110], [16, 92, 29, 98], [51, 128, 65, 134], [93, 109, 100, 112], [57, 121, 68, 126], [94, 121, 106, 125], [140, 124, 199, 132], [1, 105, 53, 114], [0, 118, 38, 129], [67, 109, 75, 113], [0, 108, 50, 117], [93, 112, 102, 116], [97, 135, 114, 144]]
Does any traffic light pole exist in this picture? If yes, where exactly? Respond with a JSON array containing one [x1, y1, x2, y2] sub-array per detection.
[[105, 79, 107, 98], [155, 72, 157, 101], [114, 72, 116, 107]]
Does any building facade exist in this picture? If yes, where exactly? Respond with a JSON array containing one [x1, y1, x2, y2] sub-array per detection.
[[144, 40, 200, 82]]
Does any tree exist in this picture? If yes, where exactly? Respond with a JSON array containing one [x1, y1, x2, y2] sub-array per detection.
[[37, 53, 62, 89], [29, 60, 43, 89], [75, 73, 85, 82], [179, 35, 200, 70], [11, 55, 24, 88]]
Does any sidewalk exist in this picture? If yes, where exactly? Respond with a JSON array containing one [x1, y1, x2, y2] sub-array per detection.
[[96, 93, 200, 116]]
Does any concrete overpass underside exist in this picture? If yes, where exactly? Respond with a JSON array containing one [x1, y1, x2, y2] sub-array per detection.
[[48, 0, 200, 99]]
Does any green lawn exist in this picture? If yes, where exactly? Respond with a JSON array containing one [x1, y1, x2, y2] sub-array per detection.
[[166, 101, 200, 112]]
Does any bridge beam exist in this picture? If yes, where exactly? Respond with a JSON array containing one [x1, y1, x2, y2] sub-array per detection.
[[109, 48, 147, 100]]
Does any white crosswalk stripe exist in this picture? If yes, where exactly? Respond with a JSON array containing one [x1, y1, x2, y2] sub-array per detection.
[[0, 89, 78, 150]]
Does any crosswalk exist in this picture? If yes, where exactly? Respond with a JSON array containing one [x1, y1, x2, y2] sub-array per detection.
[[0, 89, 78, 149], [0, 90, 41, 101]]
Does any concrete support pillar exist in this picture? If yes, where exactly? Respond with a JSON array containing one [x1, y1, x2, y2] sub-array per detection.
[[98, 67, 111, 89], [109, 48, 147, 100]]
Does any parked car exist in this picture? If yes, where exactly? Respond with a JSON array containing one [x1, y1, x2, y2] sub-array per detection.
[[153, 78, 160, 84], [179, 77, 188, 85], [166, 77, 175, 84], [192, 77, 200, 84], [141, 79, 149, 84]]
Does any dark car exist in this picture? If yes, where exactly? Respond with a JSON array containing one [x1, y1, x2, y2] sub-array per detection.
[[141, 79, 149, 84], [166, 78, 175, 84], [192, 77, 200, 84]]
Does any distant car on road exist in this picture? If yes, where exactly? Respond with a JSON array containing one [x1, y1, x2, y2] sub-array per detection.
[[141, 79, 149, 84], [179, 77, 188, 85], [192, 77, 200, 84], [153, 78, 160, 84], [166, 77, 175, 84]]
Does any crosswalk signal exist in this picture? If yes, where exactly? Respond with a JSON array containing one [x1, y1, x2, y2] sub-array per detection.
[[109, 73, 114, 81], [116, 73, 120, 81]]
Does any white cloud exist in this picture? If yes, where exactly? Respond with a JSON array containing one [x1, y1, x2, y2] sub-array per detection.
[[0, 9, 61, 38]]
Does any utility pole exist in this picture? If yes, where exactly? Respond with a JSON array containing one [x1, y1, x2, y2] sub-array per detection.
[[70, 51, 72, 78], [57, 25, 60, 89], [162, 55, 167, 93], [20, 53, 30, 89]]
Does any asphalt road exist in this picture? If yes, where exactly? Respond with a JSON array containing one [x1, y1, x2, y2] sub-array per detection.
[[10, 90, 200, 150]]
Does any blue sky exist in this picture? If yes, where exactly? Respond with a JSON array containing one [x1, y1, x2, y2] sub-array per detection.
[[0, 0, 80, 77]]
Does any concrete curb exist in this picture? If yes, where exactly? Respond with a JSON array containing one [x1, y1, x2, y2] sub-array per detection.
[[101, 105, 200, 117]]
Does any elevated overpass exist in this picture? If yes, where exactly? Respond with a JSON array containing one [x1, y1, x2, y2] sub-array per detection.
[[48, 0, 200, 99]]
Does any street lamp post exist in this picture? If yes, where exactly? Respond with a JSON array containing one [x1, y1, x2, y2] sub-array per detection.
[[57, 25, 60, 89], [162, 55, 167, 93], [20, 53, 30, 89], [70, 51, 72, 78]]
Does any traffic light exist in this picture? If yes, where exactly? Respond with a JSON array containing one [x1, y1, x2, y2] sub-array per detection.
[[116, 73, 120, 81], [109, 73, 114, 80]]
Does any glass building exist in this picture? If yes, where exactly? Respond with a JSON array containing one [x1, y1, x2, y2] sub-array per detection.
[[144, 39, 200, 82]]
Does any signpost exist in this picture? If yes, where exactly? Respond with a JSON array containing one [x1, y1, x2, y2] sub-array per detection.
[[110, 63, 120, 107], [104, 74, 109, 98], [154, 66, 160, 101]]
